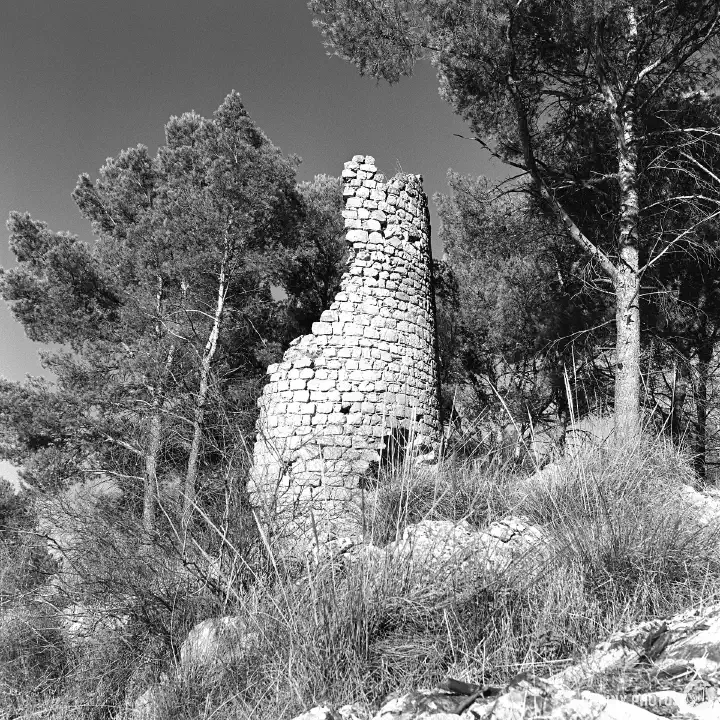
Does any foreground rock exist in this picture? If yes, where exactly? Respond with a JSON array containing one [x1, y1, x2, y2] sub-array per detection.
[[677, 484, 720, 527], [291, 678, 663, 719], [551, 602, 720, 716], [291, 602, 720, 720]]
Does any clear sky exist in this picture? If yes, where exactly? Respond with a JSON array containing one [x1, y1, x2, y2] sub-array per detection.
[[0, 0, 502, 383]]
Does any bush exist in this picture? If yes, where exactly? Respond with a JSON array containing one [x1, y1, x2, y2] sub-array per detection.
[[0, 604, 68, 713], [62, 623, 168, 720], [516, 437, 720, 622]]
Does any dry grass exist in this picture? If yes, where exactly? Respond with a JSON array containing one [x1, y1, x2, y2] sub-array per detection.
[[4, 431, 720, 719]]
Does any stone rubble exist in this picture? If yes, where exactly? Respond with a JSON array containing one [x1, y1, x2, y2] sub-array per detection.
[[306, 516, 550, 606], [249, 155, 441, 544]]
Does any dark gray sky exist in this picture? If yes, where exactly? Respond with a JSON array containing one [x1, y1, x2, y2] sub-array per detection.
[[0, 0, 501, 382]]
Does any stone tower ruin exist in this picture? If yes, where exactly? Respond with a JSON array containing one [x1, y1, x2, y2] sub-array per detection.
[[249, 155, 441, 541]]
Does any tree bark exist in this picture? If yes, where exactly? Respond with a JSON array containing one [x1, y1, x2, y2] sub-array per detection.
[[181, 237, 230, 534], [143, 409, 162, 535], [671, 358, 690, 443], [694, 342, 712, 481], [614, 264, 641, 442], [142, 343, 175, 535], [141, 275, 175, 536], [611, 6, 642, 444]]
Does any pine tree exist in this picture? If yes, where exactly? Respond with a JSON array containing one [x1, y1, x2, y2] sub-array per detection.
[[309, 0, 720, 443]]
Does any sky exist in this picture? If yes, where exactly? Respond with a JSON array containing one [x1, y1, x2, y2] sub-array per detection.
[[0, 0, 502, 383]]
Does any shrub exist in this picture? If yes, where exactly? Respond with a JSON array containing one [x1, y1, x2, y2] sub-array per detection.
[[515, 437, 720, 622], [0, 604, 68, 713]]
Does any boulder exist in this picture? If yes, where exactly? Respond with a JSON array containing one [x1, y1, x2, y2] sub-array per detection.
[[552, 603, 720, 688], [306, 517, 549, 607], [291, 708, 338, 720], [292, 676, 684, 720], [126, 617, 258, 719], [129, 682, 167, 720], [179, 616, 258, 671], [549, 603, 720, 718], [307, 531, 369, 565], [338, 705, 371, 720]]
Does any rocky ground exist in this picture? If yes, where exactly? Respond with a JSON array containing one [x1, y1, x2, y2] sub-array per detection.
[[283, 477, 720, 720], [124, 477, 720, 719], [290, 599, 720, 719]]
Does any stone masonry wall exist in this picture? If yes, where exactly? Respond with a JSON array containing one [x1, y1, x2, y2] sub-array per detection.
[[249, 155, 441, 540]]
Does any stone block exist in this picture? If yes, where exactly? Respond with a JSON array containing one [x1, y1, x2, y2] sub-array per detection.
[[343, 391, 364, 402], [307, 379, 335, 392], [312, 322, 332, 335]]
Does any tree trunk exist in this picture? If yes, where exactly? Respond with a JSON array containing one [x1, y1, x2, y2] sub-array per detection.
[[141, 275, 175, 537], [181, 241, 230, 534], [671, 358, 690, 443], [614, 265, 641, 442], [142, 343, 175, 536], [612, 7, 642, 444], [143, 409, 162, 535], [694, 343, 712, 481]]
